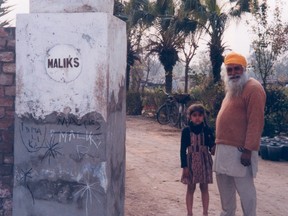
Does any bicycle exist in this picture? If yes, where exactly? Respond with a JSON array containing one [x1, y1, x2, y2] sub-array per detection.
[[174, 93, 191, 129], [156, 90, 191, 128]]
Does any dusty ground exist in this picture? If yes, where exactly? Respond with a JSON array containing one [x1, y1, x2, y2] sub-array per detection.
[[125, 116, 288, 216]]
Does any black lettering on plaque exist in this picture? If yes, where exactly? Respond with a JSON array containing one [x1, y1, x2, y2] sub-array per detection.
[[74, 58, 80, 67], [53, 59, 58, 68], [58, 58, 63, 68], [47, 59, 54, 68], [67, 58, 73, 68], [63, 58, 67, 68]]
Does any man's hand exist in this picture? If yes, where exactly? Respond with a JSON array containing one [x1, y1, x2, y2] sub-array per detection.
[[210, 146, 216, 155], [241, 148, 252, 166]]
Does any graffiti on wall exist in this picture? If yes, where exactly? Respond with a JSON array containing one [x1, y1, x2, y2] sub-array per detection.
[[14, 112, 107, 215], [18, 112, 105, 163]]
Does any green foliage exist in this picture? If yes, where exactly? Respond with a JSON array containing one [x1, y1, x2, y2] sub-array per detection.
[[140, 89, 166, 117], [188, 82, 288, 136], [138, 77, 288, 138], [189, 81, 225, 129], [182, 0, 257, 83], [189, 69, 208, 86], [0, 0, 11, 27], [114, 0, 155, 91], [147, 13, 185, 93], [126, 89, 168, 117], [137, 78, 226, 128], [263, 86, 288, 137], [146, 0, 205, 93], [126, 91, 143, 115], [142, 89, 167, 109]]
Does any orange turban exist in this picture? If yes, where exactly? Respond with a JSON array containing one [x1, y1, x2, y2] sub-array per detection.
[[224, 52, 247, 67]]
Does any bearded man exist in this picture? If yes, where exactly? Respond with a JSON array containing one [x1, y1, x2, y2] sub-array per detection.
[[213, 52, 266, 216]]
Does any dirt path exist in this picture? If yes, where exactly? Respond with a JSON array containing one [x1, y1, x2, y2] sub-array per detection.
[[124, 116, 288, 216]]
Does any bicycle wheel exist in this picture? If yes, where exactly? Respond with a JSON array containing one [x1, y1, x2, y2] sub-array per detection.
[[168, 104, 179, 126], [178, 104, 189, 129], [156, 104, 170, 125], [156, 104, 178, 125], [178, 113, 189, 129]]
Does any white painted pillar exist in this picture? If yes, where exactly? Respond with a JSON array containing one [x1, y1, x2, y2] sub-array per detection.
[[13, 1, 126, 216]]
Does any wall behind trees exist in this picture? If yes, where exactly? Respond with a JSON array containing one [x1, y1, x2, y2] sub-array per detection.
[[0, 27, 15, 216]]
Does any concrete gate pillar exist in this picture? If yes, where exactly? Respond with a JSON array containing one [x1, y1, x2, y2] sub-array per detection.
[[13, 1, 126, 216]]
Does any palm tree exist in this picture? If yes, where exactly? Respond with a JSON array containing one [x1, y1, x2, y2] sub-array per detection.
[[147, 0, 197, 93], [147, 19, 183, 93], [114, 0, 155, 91], [182, 0, 259, 83], [0, 0, 12, 27]]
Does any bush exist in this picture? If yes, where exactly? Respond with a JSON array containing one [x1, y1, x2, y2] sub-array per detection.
[[263, 86, 288, 137], [141, 89, 168, 117], [142, 90, 166, 109], [189, 82, 225, 130], [190, 83, 288, 137], [126, 91, 143, 115], [130, 81, 288, 138]]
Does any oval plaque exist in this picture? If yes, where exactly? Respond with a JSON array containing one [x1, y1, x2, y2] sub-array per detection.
[[45, 44, 82, 83]]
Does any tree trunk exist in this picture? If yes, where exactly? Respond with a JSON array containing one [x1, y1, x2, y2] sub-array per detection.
[[212, 58, 222, 83], [209, 24, 225, 84], [165, 70, 173, 93], [184, 61, 189, 93], [210, 43, 224, 83], [141, 67, 150, 94], [126, 64, 130, 91]]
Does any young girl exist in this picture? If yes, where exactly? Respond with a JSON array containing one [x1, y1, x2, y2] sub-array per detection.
[[180, 104, 215, 216]]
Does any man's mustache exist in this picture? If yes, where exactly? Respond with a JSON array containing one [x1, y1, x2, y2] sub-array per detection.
[[229, 75, 241, 80]]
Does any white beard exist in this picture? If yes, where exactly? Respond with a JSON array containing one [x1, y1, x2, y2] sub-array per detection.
[[223, 72, 249, 99]]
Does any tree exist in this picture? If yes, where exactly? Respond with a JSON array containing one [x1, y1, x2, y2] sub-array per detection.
[[274, 54, 288, 85], [147, 0, 197, 93], [249, 0, 288, 90], [114, 0, 155, 91], [130, 60, 144, 92], [182, 0, 259, 83], [0, 0, 11, 27], [180, 27, 203, 92]]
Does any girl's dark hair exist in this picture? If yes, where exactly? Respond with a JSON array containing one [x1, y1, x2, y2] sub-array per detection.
[[187, 103, 205, 116], [187, 103, 210, 126]]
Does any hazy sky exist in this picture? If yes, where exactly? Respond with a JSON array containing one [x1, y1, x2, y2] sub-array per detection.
[[3, 0, 29, 26], [2, 0, 287, 56]]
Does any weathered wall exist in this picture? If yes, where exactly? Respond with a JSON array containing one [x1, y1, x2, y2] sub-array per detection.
[[0, 7, 126, 216], [13, 8, 126, 216], [0, 27, 15, 216]]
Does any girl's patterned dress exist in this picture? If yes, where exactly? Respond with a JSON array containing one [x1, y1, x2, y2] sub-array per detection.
[[186, 131, 213, 184]]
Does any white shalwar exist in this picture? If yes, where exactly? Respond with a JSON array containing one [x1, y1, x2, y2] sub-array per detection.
[[213, 144, 258, 216]]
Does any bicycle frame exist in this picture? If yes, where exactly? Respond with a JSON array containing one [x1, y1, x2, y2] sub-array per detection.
[[156, 90, 190, 128], [178, 103, 188, 129]]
